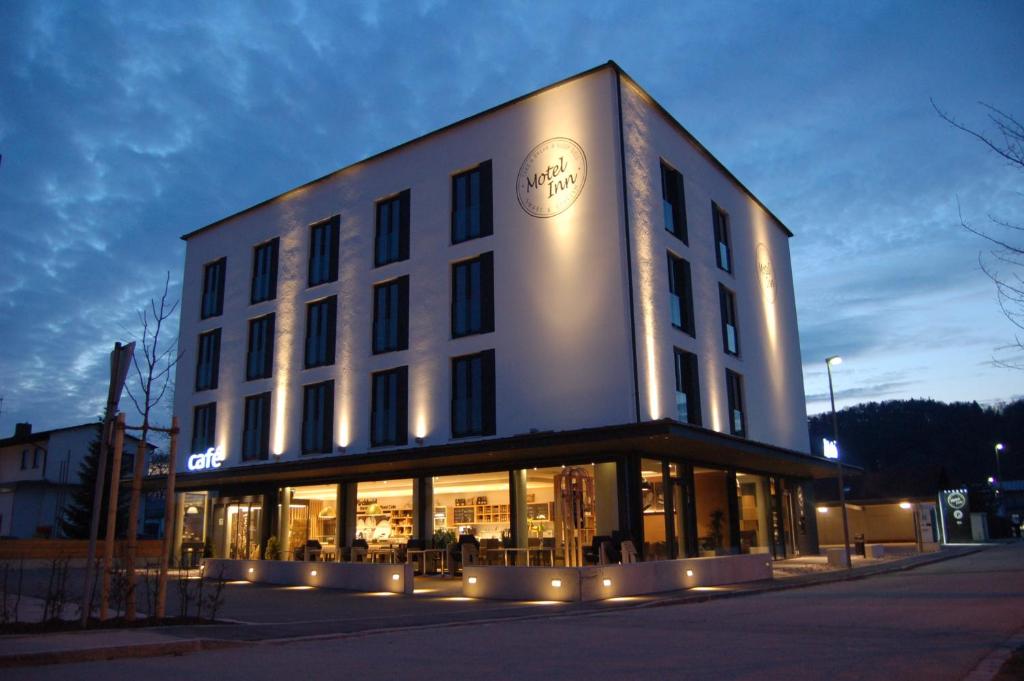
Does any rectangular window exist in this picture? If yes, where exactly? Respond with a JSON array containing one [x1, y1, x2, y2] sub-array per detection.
[[661, 162, 687, 243], [191, 403, 217, 453], [673, 348, 702, 426], [246, 314, 275, 380], [452, 349, 496, 438], [241, 392, 271, 461], [713, 202, 732, 273], [200, 258, 226, 319], [375, 190, 410, 267], [371, 367, 408, 447], [372, 276, 409, 354], [452, 252, 494, 337], [719, 285, 740, 356], [308, 216, 340, 286], [301, 381, 334, 455], [726, 370, 746, 437], [668, 253, 695, 336], [251, 238, 279, 304], [195, 329, 221, 392], [452, 161, 493, 243], [304, 296, 337, 368]]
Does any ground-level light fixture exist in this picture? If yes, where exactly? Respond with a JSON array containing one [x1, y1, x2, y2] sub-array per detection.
[[685, 569, 694, 577], [392, 573, 400, 581], [602, 578, 612, 587], [248, 567, 254, 574], [310, 570, 317, 577], [551, 579, 562, 588], [899, 502, 912, 510], [467, 576, 477, 585]]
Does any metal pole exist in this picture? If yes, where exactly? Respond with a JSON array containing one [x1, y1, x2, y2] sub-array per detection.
[[994, 445, 1004, 494], [100, 412, 126, 620], [155, 417, 179, 619], [827, 360, 853, 569]]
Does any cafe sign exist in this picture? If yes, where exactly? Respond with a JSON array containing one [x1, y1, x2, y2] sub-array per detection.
[[516, 137, 587, 218], [187, 446, 224, 472]]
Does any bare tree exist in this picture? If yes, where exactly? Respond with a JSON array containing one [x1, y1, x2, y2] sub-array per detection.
[[934, 100, 1024, 369], [122, 272, 180, 619]]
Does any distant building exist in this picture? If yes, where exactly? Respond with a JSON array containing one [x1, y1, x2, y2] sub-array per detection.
[[0, 422, 155, 538], [168, 61, 832, 565]]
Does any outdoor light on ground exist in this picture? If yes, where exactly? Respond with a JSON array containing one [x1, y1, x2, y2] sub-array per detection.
[[310, 570, 317, 577], [248, 567, 254, 574], [686, 569, 694, 577], [467, 576, 477, 584], [602, 578, 612, 587], [551, 579, 562, 588]]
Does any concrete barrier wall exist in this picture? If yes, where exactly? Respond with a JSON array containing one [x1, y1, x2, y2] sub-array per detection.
[[204, 559, 414, 594], [463, 553, 772, 602]]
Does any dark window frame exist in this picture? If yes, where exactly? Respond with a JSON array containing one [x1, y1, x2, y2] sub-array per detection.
[[713, 202, 732, 273], [200, 257, 226, 319], [661, 161, 688, 243], [304, 296, 337, 369], [251, 237, 280, 304], [719, 284, 740, 356], [673, 348, 702, 426], [191, 402, 217, 453], [451, 160, 493, 244], [372, 276, 409, 354], [668, 252, 696, 336], [308, 215, 340, 287], [241, 392, 272, 461], [451, 349, 496, 439], [370, 366, 408, 447], [246, 313, 275, 381], [374, 190, 411, 267], [726, 369, 746, 437], [301, 380, 334, 455], [195, 328, 221, 392], [451, 252, 494, 338]]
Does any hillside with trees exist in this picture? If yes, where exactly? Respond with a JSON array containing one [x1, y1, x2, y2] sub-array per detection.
[[808, 398, 1024, 500]]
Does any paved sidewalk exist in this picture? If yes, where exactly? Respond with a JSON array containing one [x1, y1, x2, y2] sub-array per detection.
[[0, 543, 985, 668]]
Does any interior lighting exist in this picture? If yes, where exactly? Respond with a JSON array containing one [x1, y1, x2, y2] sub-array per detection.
[[899, 502, 912, 510], [817, 506, 829, 513]]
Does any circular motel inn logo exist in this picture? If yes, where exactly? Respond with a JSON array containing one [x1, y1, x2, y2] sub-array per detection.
[[516, 137, 587, 218], [756, 243, 777, 304], [946, 491, 967, 510]]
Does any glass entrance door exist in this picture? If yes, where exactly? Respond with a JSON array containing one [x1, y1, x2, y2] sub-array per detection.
[[226, 502, 262, 559]]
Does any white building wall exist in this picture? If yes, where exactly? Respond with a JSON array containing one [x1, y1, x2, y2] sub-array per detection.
[[619, 79, 810, 453], [174, 68, 637, 473]]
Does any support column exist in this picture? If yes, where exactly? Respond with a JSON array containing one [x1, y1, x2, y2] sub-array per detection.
[[798, 479, 820, 556], [683, 464, 698, 557], [726, 469, 741, 555], [278, 488, 291, 560], [342, 482, 358, 546], [594, 462, 619, 537], [510, 470, 528, 549], [414, 477, 433, 540], [334, 483, 344, 562], [260, 487, 276, 560], [617, 455, 643, 554]]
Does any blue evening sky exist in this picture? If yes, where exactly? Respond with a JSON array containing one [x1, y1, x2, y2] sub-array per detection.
[[1, 1, 1021, 433]]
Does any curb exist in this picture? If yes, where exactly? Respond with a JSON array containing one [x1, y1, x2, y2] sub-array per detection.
[[0, 638, 240, 669]]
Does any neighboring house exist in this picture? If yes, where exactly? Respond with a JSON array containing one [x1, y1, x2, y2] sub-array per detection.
[[169, 61, 833, 565], [0, 421, 155, 538]]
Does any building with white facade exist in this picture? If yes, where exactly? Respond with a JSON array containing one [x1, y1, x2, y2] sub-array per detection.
[[169, 62, 830, 567]]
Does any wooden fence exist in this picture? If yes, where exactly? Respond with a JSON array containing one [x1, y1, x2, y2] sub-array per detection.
[[0, 539, 164, 561]]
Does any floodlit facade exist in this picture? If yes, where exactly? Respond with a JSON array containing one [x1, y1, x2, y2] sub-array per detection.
[[169, 62, 830, 568]]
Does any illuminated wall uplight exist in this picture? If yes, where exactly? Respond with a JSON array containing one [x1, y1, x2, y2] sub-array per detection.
[[467, 576, 477, 585], [602, 578, 612, 587], [551, 579, 562, 588]]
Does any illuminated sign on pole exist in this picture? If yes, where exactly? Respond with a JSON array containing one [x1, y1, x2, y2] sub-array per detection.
[[187, 447, 224, 472], [822, 438, 839, 460]]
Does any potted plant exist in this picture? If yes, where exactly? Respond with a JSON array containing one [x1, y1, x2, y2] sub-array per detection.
[[264, 535, 280, 560]]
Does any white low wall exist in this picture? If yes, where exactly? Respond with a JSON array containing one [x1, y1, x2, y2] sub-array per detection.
[[462, 553, 772, 602], [204, 559, 414, 594]]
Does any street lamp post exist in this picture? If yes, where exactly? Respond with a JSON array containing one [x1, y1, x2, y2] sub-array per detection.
[[826, 356, 853, 569], [994, 443, 1004, 494]]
